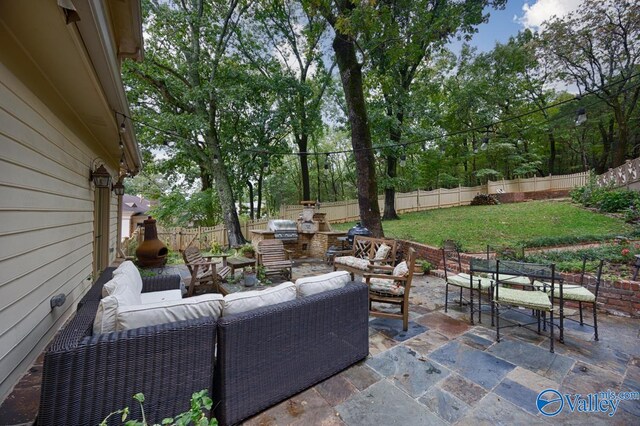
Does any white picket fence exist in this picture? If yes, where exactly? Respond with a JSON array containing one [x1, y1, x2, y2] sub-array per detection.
[[128, 170, 591, 253], [279, 172, 589, 223]]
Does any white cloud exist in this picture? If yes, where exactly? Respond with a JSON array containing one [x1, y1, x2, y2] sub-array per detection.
[[517, 0, 583, 30]]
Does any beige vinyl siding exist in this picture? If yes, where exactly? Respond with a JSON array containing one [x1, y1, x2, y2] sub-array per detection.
[[0, 63, 117, 399]]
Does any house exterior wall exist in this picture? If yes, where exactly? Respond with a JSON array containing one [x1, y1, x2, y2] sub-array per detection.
[[0, 64, 118, 400]]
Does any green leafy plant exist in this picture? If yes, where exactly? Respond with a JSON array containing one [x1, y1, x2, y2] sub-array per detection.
[[418, 260, 432, 274], [136, 266, 157, 278], [237, 243, 255, 258], [255, 265, 272, 285], [100, 390, 217, 426]]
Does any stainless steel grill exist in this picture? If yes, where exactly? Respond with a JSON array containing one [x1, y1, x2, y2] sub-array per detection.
[[267, 219, 299, 241]]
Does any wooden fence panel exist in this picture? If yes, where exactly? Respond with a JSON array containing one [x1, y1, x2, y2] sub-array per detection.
[[136, 170, 594, 253]]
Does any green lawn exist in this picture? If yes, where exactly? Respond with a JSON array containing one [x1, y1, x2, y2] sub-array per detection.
[[332, 200, 636, 252]]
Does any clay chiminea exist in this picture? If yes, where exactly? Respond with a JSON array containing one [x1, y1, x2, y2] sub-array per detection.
[[136, 216, 168, 267]]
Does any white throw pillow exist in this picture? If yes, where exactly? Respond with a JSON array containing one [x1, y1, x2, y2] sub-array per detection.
[[393, 261, 409, 277], [102, 271, 142, 305], [222, 282, 297, 316], [295, 271, 350, 297], [93, 275, 140, 334], [373, 244, 391, 261], [115, 294, 223, 331], [112, 261, 143, 295]]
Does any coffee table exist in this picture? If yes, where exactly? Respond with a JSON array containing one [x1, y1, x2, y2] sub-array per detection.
[[226, 256, 256, 274]]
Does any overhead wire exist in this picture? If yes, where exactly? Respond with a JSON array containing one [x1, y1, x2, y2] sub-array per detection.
[[116, 69, 640, 158]]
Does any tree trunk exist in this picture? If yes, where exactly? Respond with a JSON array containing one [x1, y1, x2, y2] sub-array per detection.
[[257, 172, 263, 219], [383, 155, 399, 220], [547, 131, 556, 175], [297, 135, 311, 201], [247, 180, 254, 220], [200, 167, 213, 190], [612, 106, 628, 167], [332, 32, 383, 237], [207, 137, 246, 247]]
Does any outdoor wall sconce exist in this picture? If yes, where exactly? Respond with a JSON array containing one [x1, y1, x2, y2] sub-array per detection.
[[90, 164, 112, 188], [112, 181, 126, 196], [50, 293, 66, 309]]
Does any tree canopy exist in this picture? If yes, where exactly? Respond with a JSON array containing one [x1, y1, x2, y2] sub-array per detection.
[[123, 0, 640, 232]]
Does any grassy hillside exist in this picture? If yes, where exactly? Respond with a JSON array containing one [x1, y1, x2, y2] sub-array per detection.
[[332, 200, 635, 252]]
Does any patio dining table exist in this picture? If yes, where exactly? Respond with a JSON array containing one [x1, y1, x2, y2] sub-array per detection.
[[470, 258, 569, 350]]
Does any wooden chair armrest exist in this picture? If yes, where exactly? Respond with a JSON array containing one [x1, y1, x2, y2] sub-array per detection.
[[366, 264, 394, 271], [204, 253, 230, 266], [364, 273, 407, 281], [187, 260, 218, 268]]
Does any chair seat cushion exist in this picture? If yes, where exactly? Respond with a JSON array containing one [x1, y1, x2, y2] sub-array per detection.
[[295, 271, 350, 297], [447, 273, 492, 290], [535, 282, 596, 302], [369, 277, 404, 296], [222, 282, 296, 316], [115, 293, 223, 331], [495, 274, 531, 286], [334, 256, 370, 270], [493, 287, 552, 311]]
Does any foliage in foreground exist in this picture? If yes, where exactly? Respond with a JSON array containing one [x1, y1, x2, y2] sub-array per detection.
[[523, 242, 640, 278], [333, 200, 635, 252], [570, 177, 640, 216], [100, 390, 216, 426]]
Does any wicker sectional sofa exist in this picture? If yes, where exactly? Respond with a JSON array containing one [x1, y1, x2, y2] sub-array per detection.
[[38, 268, 369, 426], [37, 269, 217, 426]]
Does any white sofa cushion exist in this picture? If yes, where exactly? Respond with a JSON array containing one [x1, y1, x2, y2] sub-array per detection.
[[222, 282, 297, 317], [111, 261, 143, 295], [140, 289, 183, 304], [93, 275, 141, 334], [115, 294, 224, 331], [295, 271, 350, 297]]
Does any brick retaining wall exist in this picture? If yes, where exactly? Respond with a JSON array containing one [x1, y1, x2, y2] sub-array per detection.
[[399, 240, 640, 318]]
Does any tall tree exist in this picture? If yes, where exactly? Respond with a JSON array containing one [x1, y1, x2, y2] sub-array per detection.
[[124, 0, 250, 246], [303, 0, 383, 236], [541, 0, 640, 168], [246, 1, 335, 202], [366, 0, 506, 219]]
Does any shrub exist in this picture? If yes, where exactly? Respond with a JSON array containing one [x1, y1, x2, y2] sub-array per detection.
[[418, 260, 432, 274], [469, 194, 499, 206], [597, 189, 640, 213]]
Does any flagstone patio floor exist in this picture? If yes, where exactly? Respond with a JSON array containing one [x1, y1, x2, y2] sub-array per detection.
[[1, 259, 638, 425]]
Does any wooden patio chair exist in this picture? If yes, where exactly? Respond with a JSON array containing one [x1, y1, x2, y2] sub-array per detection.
[[182, 246, 231, 297], [256, 239, 293, 280], [364, 247, 417, 331]]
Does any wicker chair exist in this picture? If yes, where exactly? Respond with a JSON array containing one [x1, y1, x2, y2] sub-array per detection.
[[364, 247, 416, 331], [256, 239, 293, 280], [442, 240, 493, 324], [182, 246, 231, 296]]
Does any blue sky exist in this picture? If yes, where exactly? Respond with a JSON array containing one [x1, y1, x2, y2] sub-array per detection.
[[471, 1, 530, 52], [461, 0, 583, 52]]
